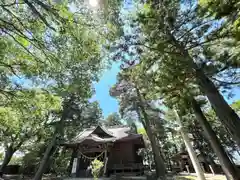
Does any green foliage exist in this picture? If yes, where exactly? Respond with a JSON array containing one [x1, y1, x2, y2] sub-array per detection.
[[63, 100, 103, 141], [0, 0, 122, 97], [0, 90, 61, 149], [232, 100, 240, 114], [205, 108, 239, 155], [91, 158, 104, 179], [0, 0, 122, 176], [0, 90, 61, 172], [0, 152, 3, 161], [104, 112, 123, 126], [115, 0, 240, 149], [110, 2, 240, 174], [199, 0, 240, 32], [1, 0, 239, 176], [9, 156, 23, 165], [51, 148, 72, 176], [21, 129, 53, 174], [137, 128, 146, 135], [22, 147, 43, 174], [0, 1, 69, 86]]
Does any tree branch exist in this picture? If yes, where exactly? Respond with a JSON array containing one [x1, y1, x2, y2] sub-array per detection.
[[0, 18, 30, 39], [0, 8, 49, 50], [0, 62, 20, 77], [186, 34, 232, 50], [145, 103, 165, 114], [2, 30, 44, 64], [176, 19, 215, 41], [0, 1, 24, 7], [0, 89, 15, 97], [124, 42, 182, 56], [211, 77, 240, 86], [207, 65, 229, 76], [23, 0, 55, 31], [13, 141, 24, 152]]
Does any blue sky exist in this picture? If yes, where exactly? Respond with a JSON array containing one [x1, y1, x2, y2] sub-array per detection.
[[12, 0, 240, 118], [89, 0, 133, 117], [225, 87, 240, 104], [89, 0, 240, 118], [91, 64, 240, 118], [91, 63, 120, 117], [11, 64, 239, 118]]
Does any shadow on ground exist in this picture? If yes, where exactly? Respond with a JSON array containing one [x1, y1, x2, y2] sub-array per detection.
[[174, 176, 196, 180]]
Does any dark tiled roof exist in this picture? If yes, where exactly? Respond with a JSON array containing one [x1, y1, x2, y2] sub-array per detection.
[[67, 125, 142, 144]]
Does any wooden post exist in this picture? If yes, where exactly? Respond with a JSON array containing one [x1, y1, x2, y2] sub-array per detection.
[[71, 158, 78, 176], [209, 165, 215, 176], [186, 165, 190, 174], [68, 148, 78, 176], [103, 144, 108, 176], [174, 110, 206, 180]]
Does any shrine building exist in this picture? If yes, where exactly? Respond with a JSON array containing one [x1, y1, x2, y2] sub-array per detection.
[[62, 125, 145, 178]]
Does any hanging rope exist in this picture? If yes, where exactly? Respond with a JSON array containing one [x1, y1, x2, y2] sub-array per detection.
[[79, 150, 105, 160]]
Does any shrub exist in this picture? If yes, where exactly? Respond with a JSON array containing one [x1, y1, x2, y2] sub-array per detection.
[[91, 158, 104, 179]]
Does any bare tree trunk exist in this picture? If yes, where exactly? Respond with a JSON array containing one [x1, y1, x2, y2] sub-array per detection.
[[0, 146, 15, 176], [237, 150, 240, 157], [34, 95, 72, 180], [174, 110, 206, 180], [170, 131, 178, 154], [148, 127, 166, 179], [33, 133, 57, 180], [194, 68, 240, 147], [170, 32, 240, 147], [192, 98, 240, 180], [136, 89, 166, 179], [137, 107, 166, 178], [34, 118, 64, 180]]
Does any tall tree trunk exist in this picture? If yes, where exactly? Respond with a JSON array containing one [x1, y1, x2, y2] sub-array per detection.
[[0, 146, 15, 176], [34, 118, 64, 180], [192, 98, 240, 180], [33, 133, 57, 180], [170, 33, 240, 147], [236, 150, 240, 157], [174, 110, 206, 180], [137, 107, 166, 179], [170, 131, 178, 154], [194, 68, 240, 147], [135, 89, 166, 179], [34, 96, 70, 180], [148, 128, 166, 179]]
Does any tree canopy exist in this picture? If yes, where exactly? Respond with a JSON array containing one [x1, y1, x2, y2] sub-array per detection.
[[0, 0, 240, 179]]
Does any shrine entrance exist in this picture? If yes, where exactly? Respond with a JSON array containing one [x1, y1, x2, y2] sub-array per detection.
[[62, 125, 145, 178], [76, 151, 106, 177]]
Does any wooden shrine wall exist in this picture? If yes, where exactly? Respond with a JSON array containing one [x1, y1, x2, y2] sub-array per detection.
[[107, 141, 135, 167]]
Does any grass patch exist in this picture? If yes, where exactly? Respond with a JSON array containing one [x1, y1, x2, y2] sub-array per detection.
[[174, 175, 226, 180], [175, 175, 197, 180]]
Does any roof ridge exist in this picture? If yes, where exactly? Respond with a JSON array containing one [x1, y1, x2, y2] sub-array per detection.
[[106, 125, 129, 128], [83, 124, 129, 129], [73, 128, 89, 140]]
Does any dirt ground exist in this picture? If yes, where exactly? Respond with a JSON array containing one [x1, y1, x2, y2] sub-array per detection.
[[1, 173, 227, 180], [175, 173, 226, 180]]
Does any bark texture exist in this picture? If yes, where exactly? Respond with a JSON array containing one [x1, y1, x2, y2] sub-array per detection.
[[33, 134, 57, 180], [0, 146, 15, 176], [171, 32, 240, 147], [136, 88, 166, 179], [195, 68, 240, 147], [174, 110, 206, 180], [192, 98, 240, 180], [34, 99, 69, 180]]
